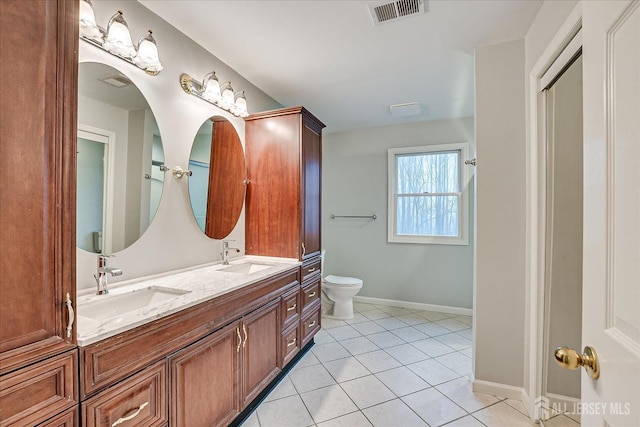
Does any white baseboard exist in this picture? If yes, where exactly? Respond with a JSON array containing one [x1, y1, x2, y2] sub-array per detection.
[[473, 379, 527, 404], [353, 296, 473, 316]]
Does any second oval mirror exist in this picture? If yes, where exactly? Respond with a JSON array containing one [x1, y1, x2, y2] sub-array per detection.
[[189, 117, 246, 239]]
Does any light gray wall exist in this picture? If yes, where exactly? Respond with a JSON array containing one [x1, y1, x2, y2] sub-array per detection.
[[77, 0, 281, 290], [474, 39, 526, 387], [323, 118, 474, 309]]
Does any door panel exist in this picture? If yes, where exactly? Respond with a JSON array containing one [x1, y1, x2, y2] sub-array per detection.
[[241, 299, 280, 406], [169, 322, 240, 427], [302, 121, 321, 258], [582, 1, 640, 425]]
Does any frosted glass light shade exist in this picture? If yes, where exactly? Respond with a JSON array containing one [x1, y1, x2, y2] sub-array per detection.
[[79, 0, 103, 42], [220, 82, 235, 109], [234, 91, 248, 117], [133, 31, 163, 73], [103, 11, 137, 59], [202, 71, 221, 102]]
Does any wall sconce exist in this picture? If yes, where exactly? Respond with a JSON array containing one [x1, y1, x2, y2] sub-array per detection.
[[180, 73, 249, 117], [79, 0, 163, 75]]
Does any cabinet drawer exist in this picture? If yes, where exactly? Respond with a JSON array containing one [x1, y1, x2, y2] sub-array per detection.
[[281, 287, 300, 328], [280, 324, 299, 367], [301, 304, 321, 346], [82, 361, 167, 427], [301, 280, 320, 312], [0, 349, 78, 427], [301, 258, 321, 283], [41, 406, 78, 427]]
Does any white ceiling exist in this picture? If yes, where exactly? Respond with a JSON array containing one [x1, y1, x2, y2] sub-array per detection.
[[139, 0, 542, 133]]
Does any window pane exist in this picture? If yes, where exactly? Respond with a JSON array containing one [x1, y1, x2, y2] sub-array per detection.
[[397, 195, 459, 236], [396, 151, 459, 194]]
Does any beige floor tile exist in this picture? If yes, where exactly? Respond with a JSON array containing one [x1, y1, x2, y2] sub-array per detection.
[[407, 358, 460, 386], [317, 411, 373, 427], [326, 325, 362, 341], [395, 313, 428, 326], [375, 366, 430, 397], [374, 317, 409, 330], [264, 376, 298, 402], [239, 411, 260, 427], [411, 338, 456, 357], [390, 326, 429, 343], [351, 321, 387, 336], [434, 352, 473, 376], [323, 356, 371, 382], [473, 402, 536, 427], [544, 414, 580, 426], [435, 318, 471, 332], [314, 329, 337, 344], [256, 394, 315, 427], [340, 375, 396, 409], [362, 398, 429, 427], [383, 343, 429, 365], [456, 328, 473, 340], [435, 333, 472, 351], [353, 302, 377, 312], [414, 322, 451, 337], [505, 398, 530, 417], [361, 309, 393, 321], [300, 384, 358, 423], [442, 415, 485, 426], [365, 331, 406, 348], [322, 318, 349, 329], [295, 350, 322, 368], [435, 377, 500, 413], [289, 363, 336, 393], [376, 306, 414, 316], [452, 315, 473, 326], [355, 349, 402, 373], [312, 341, 351, 362], [344, 312, 371, 324], [402, 387, 467, 426], [339, 336, 380, 356], [418, 310, 451, 322]]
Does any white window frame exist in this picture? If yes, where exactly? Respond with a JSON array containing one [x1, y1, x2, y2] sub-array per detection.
[[388, 143, 470, 245]]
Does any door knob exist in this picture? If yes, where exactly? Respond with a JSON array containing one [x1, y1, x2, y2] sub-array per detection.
[[554, 346, 600, 379]]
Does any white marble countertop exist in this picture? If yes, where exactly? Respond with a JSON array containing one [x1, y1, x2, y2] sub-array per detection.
[[76, 256, 300, 346]]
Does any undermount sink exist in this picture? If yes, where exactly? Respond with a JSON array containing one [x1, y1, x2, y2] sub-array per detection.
[[79, 286, 190, 321], [218, 262, 274, 274]]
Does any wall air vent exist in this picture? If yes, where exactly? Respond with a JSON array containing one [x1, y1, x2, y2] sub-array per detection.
[[369, 0, 426, 25]]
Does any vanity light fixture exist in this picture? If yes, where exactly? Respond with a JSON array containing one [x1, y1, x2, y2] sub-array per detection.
[[78, 0, 163, 75], [180, 73, 249, 118]]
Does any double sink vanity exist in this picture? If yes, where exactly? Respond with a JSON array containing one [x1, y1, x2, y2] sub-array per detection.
[[77, 256, 321, 427]]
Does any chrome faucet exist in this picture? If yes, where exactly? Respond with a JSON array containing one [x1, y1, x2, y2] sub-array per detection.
[[94, 254, 123, 295], [221, 240, 240, 265]]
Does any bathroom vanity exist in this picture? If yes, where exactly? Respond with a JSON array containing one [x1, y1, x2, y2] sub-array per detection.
[[77, 259, 321, 427]]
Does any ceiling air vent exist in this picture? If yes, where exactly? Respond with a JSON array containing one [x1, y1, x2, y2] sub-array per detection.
[[369, 0, 426, 25]]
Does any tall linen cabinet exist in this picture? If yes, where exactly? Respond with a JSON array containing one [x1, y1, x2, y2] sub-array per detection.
[[244, 106, 324, 262], [0, 0, 79, 425]]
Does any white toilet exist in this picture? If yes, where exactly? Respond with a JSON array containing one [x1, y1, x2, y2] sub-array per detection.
[[320, 250, 363, 320]]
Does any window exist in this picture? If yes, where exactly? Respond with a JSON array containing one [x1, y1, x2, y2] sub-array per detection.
[[388, 143, 470, 245]]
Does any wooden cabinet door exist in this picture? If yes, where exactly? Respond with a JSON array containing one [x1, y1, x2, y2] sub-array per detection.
[[169, 322, 241, 427], [0, 0, 78, 374], [301, 117, 322, 260], [240, 299, 280, 407]]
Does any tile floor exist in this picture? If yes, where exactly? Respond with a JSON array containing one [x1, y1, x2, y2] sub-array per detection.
[[240, 302, 578, 427]]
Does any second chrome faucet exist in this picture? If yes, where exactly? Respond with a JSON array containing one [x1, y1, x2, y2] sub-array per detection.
[[94, 254, 123, 295], [221, 240, 240, 265]]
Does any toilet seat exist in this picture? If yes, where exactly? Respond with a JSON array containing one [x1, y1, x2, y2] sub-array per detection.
[[324, 275, 363, 287]]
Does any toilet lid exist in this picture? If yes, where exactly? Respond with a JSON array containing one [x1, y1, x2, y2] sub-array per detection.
[[325, 275, 363, 286]]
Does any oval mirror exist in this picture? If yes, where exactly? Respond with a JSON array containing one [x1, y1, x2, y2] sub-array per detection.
[[188, 117, 245, 239], [77, 62, 165, 253]]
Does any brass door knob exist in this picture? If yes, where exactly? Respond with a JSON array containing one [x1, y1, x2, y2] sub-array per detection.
[[554, 346, 600, 379]]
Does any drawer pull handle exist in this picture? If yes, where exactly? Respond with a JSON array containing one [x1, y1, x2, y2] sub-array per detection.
[[236, 327, 242, 352], [65, 293, 74, 339], [307, 267, 316, 273], [112, 402, 149, 426], [242, 323, 248, 348], [308, 320, 316, 328], [287, 338, 297, 347], [287, 304, 297, 312], [308, 292, 316, 298]]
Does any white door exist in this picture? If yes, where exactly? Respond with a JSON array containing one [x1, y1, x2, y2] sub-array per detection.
[[581, 1, 640, 425]]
